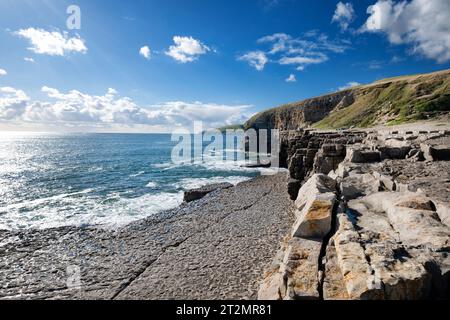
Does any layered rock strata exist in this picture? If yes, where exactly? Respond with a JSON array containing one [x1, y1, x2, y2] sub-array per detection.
[[259, 129, 450, 300]]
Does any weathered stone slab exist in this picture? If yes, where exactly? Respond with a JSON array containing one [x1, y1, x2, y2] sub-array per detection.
[[322, 238, 349, 300], [421, 144, 450, 161], [292, 193, 336, 239], [334, 213, 381, 299], [295, 174, 336, 209], [333, 209, 433, 300], [346, 147, 381, 163], [283, 238, 322, 300], [257, 248, 287, 300], [292, 174, 336, 239], [364, 193, 450, 250]]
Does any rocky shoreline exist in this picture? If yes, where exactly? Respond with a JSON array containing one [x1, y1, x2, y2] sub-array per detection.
[[1, 127, 449, 300], [259, 128, 450, 300], [0, 173, 294, 300]]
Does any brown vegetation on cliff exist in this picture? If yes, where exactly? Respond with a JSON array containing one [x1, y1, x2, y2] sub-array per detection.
[[245, 69, 450, 130]]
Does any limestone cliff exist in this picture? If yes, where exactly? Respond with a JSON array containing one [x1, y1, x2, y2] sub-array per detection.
[[245, 69, 450, 130], [258, 129, 450, 300]]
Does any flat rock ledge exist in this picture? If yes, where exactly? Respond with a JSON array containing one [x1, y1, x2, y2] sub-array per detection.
[[258, 129, 450, 300], [0, 174, 294, 300], [183, 182, 233, 203]]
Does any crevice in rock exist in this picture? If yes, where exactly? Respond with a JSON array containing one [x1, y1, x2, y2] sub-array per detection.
[[317, 188, 342, 300]]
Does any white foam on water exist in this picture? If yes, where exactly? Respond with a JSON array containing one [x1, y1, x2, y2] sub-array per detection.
[[129, 171, 145, 177], [146, 181, 158, 188], [0, 190, 183, 231], [153, 152, 280, 175]]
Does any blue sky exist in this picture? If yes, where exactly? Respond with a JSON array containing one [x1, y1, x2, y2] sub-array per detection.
[[0, 0, 449, 132]]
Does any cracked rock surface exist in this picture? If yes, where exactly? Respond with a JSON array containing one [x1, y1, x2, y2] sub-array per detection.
[[0, 173, 295, 300], [258, 129, 450, 300]]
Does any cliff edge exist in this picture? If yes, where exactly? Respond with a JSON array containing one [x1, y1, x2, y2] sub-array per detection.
[[245, 69, 450, 130]]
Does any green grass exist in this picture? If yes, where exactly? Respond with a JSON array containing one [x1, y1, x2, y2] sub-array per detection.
[[244, 69, 450, 130], [315, 71, 450, 129], [217, 124, 244, 132]]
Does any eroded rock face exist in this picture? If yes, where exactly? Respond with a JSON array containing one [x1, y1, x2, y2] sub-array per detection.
[[284, 238, 322, 299], [259, 128, 450, 300], [258, 174, 337, 300], [292, 174, 336, 239]]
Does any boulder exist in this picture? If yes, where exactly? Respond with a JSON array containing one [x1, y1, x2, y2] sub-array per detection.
[[345, 147, 381, 163], [240, 162, 271, 168], [421, 144, 450, 161], [183, 182, 233, 202], [292, 193, 336, 239], [339, 173, 383, 200], [363, 193, 450, 251], [333, 211, 433, 300], [435, 201, 450, 228], [295, 174, 336, 209], [292, 174, 337, 239], [378, 146, 411, 159]]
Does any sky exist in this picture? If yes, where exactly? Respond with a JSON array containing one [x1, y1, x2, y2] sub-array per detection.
[[0, 0, 450, 132]]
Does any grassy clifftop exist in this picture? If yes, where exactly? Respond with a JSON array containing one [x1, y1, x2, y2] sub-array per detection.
[[245, 69, 450, 130]]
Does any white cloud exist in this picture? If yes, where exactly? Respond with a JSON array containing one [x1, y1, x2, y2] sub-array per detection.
[[165, 36, 210, 63], [332, 2, 355, 31], [241, 31, 349, 71], [0, 86, 251, 130], [24, 57, 35, 63], [238, 51, 268, 71], [258, 33, 291, 54], [0, 87, 29, 120], [139, 46, 151, 59], [0, 69, 7, 76], [339, 81, 361, 91], [285, 74, 297, 82], [279, 54, 328, 69], [14, 28, 87, 56], [361, 0, 450, 63]]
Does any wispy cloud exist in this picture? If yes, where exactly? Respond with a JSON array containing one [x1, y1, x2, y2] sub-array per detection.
[[0, 69, 7, 76], [165, 36, 211, 63], [14, 28, 87, 56], [239, 31, 350, 71], [360, 0, 450, 63], [0, 86, 251, 130], [332, 2, 355, 31], [139, 46, 151, 60], [237, 51, 268, 71], [24, 57, 35, 63]]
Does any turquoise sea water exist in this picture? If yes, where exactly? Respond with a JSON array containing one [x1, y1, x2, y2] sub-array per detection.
[[0, 132, 266, 230]]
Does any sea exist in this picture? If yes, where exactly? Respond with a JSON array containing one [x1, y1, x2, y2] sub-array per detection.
[[0, 132, 272, 230]]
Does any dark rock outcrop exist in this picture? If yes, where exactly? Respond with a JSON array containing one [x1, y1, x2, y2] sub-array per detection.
[[183, 182, 233, 203]]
